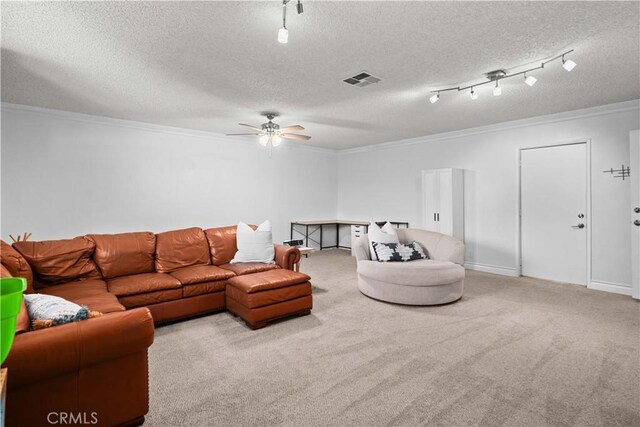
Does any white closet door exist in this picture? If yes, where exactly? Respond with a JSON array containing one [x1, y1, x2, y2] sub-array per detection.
[[422, 171, 439, 232], [437, 169, 453, 235]]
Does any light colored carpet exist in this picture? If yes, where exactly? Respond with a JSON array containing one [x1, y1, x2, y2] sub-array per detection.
[[147, 250, 640, 426]]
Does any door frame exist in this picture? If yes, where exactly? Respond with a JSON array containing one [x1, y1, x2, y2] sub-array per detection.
[[515, 138, 592, 285]]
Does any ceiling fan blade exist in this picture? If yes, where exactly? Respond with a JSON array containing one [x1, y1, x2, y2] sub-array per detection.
[[279, 125, 305, 133], [238, 123, 263, 131], [281, 133, 311, 141], [226, 133, 260, 136]]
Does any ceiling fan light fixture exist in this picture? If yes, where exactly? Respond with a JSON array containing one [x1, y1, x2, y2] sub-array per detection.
[[272, 135, 283, 147], [259, 134, 270, 146]]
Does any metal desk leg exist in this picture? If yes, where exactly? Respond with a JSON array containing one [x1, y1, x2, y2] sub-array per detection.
[[320, 224, 323, 250], [336, 224, 339, 249], [305, 225, 309, 248]]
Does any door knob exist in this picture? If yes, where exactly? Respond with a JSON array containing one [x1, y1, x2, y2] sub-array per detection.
[[571, 223, 585, 229], [635, 220, 640, 226]]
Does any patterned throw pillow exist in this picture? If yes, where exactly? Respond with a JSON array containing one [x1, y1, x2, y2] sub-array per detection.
[[372, 241, 429, 262], [23, 294, 102, 330]]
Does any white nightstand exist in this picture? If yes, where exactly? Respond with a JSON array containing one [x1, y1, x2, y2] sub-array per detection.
[[350, 225, 365, 256]]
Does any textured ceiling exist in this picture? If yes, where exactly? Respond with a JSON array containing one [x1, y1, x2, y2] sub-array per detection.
[[2, 1, 639, 150]]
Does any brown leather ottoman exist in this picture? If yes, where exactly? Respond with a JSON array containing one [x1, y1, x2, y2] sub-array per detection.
[[225, 269, 312, 329]]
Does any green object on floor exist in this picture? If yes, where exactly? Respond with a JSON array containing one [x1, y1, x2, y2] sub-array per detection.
[[0, 277, 27, 364]]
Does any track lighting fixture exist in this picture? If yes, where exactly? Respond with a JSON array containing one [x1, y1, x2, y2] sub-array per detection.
[[429, 49, 576, 103], [524, 73, 537, 86], [277, 0, 303, 43], [493, 81, 502, 97], [562, 55, 577, 72]]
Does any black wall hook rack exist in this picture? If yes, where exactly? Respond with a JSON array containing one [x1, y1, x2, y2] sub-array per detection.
[[603, 164, 631, 180]]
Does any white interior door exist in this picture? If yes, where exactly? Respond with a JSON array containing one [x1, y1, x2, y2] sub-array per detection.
[[631, 130, 640, 299], [422, 170, 439, 232], [521, 143, 588, 285]]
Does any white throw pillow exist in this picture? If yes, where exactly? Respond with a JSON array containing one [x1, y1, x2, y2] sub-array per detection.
[[368, 222, 399, 261], [230, 220, 275, 264]]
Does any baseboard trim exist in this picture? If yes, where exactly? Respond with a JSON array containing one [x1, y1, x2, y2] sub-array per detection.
[[588, 281, 632, 296], [464, 262, 518, 277]]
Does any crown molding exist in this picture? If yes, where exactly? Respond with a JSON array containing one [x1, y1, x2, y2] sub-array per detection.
[[0, 103, 338, 156], [338, 99, 640, 155], [3, 100, 638, 156]]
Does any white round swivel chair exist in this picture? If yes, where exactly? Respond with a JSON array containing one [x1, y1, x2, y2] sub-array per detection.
[[354, 229, 465, 305]]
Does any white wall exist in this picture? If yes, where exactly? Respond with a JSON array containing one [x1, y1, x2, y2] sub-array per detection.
[[0, 104, 338, 248], [3, 101, 639, 295], [338, 100, 640, 295]]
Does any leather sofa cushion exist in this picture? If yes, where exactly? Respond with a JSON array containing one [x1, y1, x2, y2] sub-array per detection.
[[118, 288, 183, 309], [40, 280, 125, 314], [155, 227, 211, 273], [13, 237, 101, 287], [183, 281, 226, 298], [204, 225, 239, 266], [227, 270, 310, 293], [219, 262, 279, 276], [226, 282, 311, 308], [169, 264, 235, 285], [88, 232, 156, 279], [0, 264, 11, 277], [107, 272, 181, 297], [1, 241, 34, 292], [0, 263, 30, 333], [204, 225, 257, 266]]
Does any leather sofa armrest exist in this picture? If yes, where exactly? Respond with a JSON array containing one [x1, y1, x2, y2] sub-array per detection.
[[274, 244, 300, 270], [2, 308, 154, 389]]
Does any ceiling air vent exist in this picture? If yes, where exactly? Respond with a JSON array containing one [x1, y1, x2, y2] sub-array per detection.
[[342, 71, 382, 88]]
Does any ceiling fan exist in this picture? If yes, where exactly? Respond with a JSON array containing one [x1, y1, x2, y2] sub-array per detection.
[[226, 113, 311, 151]]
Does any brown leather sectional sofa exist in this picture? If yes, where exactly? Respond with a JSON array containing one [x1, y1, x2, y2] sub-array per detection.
[[0, 225, 309, 427]]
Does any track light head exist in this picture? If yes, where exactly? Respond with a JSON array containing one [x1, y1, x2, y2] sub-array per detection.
[[278, 27, 288, 43], [493, 81, 502, 97], [296, 0, 303, 14], [470, 87, 478, 100], [429, 93, 440, 104], [524, 73, 537, 86], [562, 56, 577, 72]]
